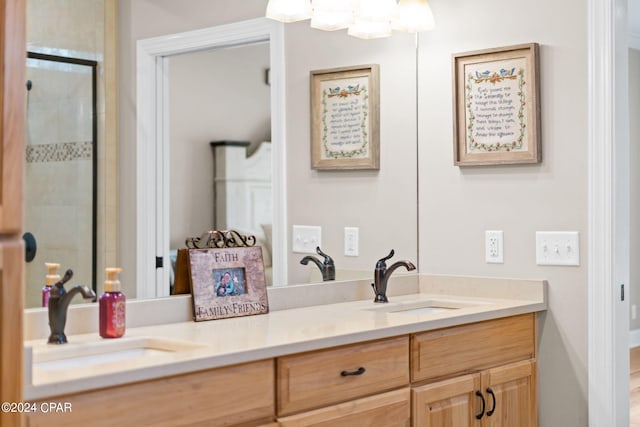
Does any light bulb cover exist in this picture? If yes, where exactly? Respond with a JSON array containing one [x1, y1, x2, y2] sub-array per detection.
[[266, 0, 312, 23], [311, 0, 355, 31], [392, 0, 435, 32]]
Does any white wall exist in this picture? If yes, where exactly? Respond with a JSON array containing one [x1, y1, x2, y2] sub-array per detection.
[[418, 0, 588, 425], [168, 44, 270, 250]]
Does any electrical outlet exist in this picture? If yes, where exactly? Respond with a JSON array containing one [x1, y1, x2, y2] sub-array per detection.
[[344, 227, 359, 256], [535, 231, 580, 266], [292, 225, 322, 254], [485, 230, 504, 263], [633, 305, 637, 320]]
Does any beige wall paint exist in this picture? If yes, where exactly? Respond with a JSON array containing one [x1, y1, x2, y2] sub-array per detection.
[[630, 48, 640, 331], [284, 23, 418, 284], [418, 0, 588, 425], [168, 44, 270, 250], [119, 0, 591, 424]]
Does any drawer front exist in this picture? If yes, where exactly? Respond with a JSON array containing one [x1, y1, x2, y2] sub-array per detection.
[[412, 313, 535, 383], [278, 388, 410, 427], [277, 336, 409, 416], [26, 359, 275, 427]]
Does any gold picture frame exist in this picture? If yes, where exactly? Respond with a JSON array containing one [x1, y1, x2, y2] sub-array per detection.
[[187, 246, 268, 321], [452, 43, 541, 166], [310, 64, 380, 170]]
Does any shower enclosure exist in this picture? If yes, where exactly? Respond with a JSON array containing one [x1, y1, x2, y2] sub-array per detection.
[[24, 52, 97, 308]]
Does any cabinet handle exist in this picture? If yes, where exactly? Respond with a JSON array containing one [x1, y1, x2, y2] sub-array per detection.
[[340, 367, 366, 376], [475, 390, 485, 420], [486, 388, 496, 416]]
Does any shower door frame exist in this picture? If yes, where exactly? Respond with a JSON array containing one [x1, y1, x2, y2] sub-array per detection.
[[26, 51, 98, 295]]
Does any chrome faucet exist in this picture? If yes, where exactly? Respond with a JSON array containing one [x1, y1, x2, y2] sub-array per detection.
[[371, 249, 416, 303], [300, 246, 335, 281], [47, 269, 96, 344]]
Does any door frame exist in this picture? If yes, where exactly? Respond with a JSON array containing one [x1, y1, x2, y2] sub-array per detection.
[[587, 0, 630, 425]]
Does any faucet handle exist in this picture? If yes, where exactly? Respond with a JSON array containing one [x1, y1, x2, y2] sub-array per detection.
[[315, 246, 334, 266], [376, 249, 395, 268]]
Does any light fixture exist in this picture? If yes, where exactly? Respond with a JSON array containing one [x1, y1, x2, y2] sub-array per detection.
[[348, 0, 397, 39], [392, 0, 435, 33], [310, 0, 355, 31], [266, 0, 312, 23], [265, 0, 435, 38]]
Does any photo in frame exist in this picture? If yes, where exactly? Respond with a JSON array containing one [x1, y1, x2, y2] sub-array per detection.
[[187, 246, 268, 321], [310, 64, 380, 170], [452, 43, 541, 166]]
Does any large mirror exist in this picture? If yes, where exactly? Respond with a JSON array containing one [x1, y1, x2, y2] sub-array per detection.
[[24, 0, 419, 306]]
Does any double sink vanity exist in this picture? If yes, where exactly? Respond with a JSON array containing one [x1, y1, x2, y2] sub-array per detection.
[[23, 274, 546, 426]]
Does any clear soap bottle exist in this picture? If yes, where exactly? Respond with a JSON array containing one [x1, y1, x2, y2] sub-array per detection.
[[99, 267, 126, 338], [42, 262, 60, 307]]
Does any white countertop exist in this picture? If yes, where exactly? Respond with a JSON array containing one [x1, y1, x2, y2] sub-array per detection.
[[24, 274, 547, 400]]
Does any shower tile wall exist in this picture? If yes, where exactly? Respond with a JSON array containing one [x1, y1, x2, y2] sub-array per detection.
[[25, 0, 105, 308]]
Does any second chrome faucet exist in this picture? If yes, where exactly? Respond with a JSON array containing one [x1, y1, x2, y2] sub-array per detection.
[[372, 249, 415, 303]]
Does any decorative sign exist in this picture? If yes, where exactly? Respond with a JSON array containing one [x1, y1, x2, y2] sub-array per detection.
[[453, 43, 540, 166], [311, 64, 380, 170], [188, 246, 268, 321]]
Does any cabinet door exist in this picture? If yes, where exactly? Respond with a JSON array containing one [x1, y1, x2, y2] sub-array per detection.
[[481, 360, 537, 427], [412, 374, 481, 427], [278, 388, 410, 427]]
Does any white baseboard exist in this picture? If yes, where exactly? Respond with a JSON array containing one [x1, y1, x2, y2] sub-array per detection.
[[630, 329, 640, 348]]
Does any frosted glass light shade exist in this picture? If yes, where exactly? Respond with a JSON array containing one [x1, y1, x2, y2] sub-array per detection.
[[311, 0, 355, 31], [392, 0, 435, 32], [266, 0, 312, 23], [348, 0, 396, 39]]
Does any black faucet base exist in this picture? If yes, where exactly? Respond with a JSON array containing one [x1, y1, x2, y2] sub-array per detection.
[[374, 294, 389, 303], [48, 332, 68, 344]]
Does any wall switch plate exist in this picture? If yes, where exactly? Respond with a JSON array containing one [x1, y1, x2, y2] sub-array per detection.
[[485, 230, 504, 263], [536, 231, 580, 266], [344, 227, 359, 257], [292, 225, 322, 254], [633, 304, 637, 320]]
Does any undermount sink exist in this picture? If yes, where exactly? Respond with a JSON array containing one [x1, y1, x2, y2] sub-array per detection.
[[31, 337, 206, 373], [362, 299, 479, 315]]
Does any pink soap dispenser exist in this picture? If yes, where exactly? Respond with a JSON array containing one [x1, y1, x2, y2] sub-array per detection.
[[42, 262, 60, 307], [99, 267, 126, 338]]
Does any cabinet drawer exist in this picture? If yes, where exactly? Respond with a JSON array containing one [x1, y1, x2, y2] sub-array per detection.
[[277, 336, 409, 416], [26, 359, 275, 427], [278, 388, 410, 427], [411, 314, 535, 383]]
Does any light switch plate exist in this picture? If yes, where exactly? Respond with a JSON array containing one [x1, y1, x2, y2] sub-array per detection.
[[292, 225, 322, 254], [344, 227, 359, 257], [536, 231, 580, 266]]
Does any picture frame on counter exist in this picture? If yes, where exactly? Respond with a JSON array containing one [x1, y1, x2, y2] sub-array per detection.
[[310, 64, 380, 170], [452, 43, 541, 166], [186, 246, 269, 321]]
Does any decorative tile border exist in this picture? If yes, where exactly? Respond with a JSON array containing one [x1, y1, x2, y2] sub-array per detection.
[[26, 141, 93, 163]]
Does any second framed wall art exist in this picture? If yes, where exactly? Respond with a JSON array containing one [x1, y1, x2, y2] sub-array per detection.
[[452, 43, 541, 166], [310, 64, 380, 170]]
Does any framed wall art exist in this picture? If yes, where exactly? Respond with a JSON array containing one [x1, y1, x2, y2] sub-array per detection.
[[187, 245, 268, 321], [310, 64, 380, 170], [452, 43, 541, 166]]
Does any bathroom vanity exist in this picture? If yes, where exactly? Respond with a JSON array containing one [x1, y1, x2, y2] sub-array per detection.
[[23, 275, 545, 427]]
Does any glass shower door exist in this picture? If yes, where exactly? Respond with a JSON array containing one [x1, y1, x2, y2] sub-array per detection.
[[24, 52, 97, 308]]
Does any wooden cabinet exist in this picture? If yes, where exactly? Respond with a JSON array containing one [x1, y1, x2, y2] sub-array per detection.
[[277, 336, 409, 416], [278, 388, 410, 427], [24, 315, 537, 427], [26, 359, 276, 427]]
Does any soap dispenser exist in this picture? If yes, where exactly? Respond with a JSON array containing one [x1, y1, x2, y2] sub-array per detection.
[[99, 267, 126, 338], [42, 262, 60, 307]]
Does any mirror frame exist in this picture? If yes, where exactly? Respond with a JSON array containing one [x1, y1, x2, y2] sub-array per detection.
[[136, 18, 287, 297]]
